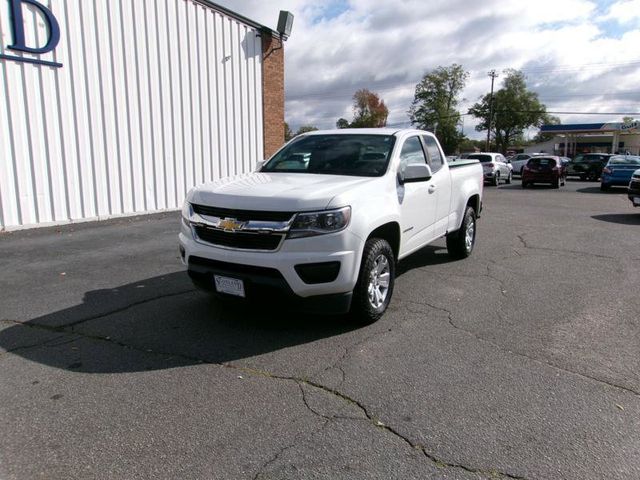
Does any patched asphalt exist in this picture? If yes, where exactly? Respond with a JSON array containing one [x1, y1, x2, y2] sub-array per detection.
[[1, 180, 639, 479]]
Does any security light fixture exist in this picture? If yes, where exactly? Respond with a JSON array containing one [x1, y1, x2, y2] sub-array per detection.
[[277, 11, 294, 39]]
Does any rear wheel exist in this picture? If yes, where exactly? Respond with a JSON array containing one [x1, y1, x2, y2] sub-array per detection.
[[491, 173, 499, 186], [600, 183, 609, 191], [446, 206, 476, 260], [521, 182, 528, 188], [505, 171, 512, 184], [553, 177, 560, 189], [351, 238, 395, 324]]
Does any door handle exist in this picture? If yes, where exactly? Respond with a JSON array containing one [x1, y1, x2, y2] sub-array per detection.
[[428, 184, 437, 194]]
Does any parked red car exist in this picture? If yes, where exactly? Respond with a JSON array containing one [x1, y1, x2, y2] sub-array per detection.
[[522, 156, 567, 188]]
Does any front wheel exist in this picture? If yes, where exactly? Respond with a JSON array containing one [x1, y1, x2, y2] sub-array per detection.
[[505, 171, 512, 184], [491, 173, 499, 186], [446, 206, 477, 260], [351, 238, 395, 324]]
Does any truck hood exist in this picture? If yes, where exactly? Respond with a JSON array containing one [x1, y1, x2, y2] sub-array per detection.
[[189, 172, 374, 211]]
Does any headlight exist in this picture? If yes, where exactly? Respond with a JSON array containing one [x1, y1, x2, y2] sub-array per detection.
[[288, 207, 351, 239], [181, 200, 192, 229]]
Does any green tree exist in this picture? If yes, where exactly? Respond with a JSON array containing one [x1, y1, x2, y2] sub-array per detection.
[[336, 118, 350, 129], [531, 114, 561, 144], [284, 122, 294, 142], [409, 64, 469, 154], [295, 125, 318, 136], [336, 89, 389, 128], [469, 69, 549, 154]]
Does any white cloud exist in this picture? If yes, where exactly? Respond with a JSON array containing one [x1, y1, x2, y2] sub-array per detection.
[[215, 0, 640, 137], [602, 0, 640, 24]]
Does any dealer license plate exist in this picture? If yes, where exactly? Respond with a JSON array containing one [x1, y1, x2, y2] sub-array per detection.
[[634, 197, 640, 206], [214, 275, 245, 297]]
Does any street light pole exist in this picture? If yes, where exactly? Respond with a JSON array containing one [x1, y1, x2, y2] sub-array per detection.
[[486, 70, 498, 152]]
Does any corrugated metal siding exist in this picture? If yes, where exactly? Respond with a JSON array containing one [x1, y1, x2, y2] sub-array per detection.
[[0, 0, 264, 229]]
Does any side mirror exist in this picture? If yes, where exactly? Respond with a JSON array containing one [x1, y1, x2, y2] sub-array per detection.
[[255, 160, 266, 171], [398, 164, 432, 185]]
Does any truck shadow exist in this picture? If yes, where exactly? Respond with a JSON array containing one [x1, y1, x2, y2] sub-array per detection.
[[0, 271, 357, 375], [0, 245, 456, 375]]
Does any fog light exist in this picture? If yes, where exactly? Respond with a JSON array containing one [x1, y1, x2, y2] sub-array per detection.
[[295, 262, 340, 284]]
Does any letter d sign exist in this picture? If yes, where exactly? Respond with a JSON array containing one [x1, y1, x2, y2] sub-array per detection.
[[8, 0, 61, 54], [1, 0, 62, 67]]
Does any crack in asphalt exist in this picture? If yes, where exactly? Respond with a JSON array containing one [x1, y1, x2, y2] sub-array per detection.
[[407, 299, 640, 398], [516, 234, 629, 261], [1, 313, 526, 479], [252, 387, 330, 480], [293, 379, 527, 480], [64, 289, 197, 330]]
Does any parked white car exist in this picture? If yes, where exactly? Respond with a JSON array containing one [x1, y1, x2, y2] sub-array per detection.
[[179, 129, 483, 323], [466, 153, 513, 186], [510, 153, 546, 176]]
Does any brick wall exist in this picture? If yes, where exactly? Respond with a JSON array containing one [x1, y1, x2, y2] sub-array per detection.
[[262, 33, 285, 159]]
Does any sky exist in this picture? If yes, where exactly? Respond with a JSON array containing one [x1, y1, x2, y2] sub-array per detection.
[[216, 0, 640, 139]]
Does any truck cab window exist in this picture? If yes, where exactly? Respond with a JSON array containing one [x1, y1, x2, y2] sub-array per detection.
[[399, 136, 427, 173], [422, 135, 444, 173]]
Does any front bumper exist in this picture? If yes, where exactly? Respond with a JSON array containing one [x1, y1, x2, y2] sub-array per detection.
[[629, 185, 640, 206], [179, 225, 363, 309]]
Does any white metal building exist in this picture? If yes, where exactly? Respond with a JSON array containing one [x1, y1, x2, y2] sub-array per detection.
[[0, 0, 286, 230]]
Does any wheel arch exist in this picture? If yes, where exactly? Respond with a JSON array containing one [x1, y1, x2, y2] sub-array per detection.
[[367, 222, 401, 261]]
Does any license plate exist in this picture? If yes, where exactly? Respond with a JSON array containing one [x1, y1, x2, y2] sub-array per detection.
[[214, 275, 245, 297], [634, 197, 640, 206]]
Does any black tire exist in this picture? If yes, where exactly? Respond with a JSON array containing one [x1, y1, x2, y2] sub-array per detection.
[[600, 183, 609, 191], [350, 238, 395, 324], [580, 174, 586, 181], [505, 171, 512, 184], [521, 182, 527, 188], [491, 174, 499, 186], [553, 178, 560, 189], [446, 206, 477, 260]]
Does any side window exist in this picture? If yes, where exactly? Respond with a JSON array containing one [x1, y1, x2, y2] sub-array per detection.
[[398, 136, 427, 172], [422, 135, 444, 173]]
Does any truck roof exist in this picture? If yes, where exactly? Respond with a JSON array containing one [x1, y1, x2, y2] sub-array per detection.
[[301, 128, 429, 136]]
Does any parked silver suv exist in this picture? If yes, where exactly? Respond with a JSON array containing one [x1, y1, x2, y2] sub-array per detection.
[[466, 153, 513, 186]]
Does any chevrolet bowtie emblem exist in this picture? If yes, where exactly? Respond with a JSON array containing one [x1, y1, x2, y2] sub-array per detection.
[[218, 218, 245, 232]]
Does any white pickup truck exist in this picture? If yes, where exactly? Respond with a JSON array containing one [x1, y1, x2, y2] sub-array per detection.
[[179, 129, 483, 323]]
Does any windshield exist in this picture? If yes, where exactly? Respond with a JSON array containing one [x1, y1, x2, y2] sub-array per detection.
[[262, 134, 396, 176], [608, 155, 640, 165], [466, 154, 492, 163], [528, 157, 556, 167]]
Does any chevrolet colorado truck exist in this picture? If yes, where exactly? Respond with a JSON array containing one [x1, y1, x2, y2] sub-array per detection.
[[179, 129, 483, 323]]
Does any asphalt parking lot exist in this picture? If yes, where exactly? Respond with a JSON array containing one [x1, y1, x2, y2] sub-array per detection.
[[1, 180, 639, 480]]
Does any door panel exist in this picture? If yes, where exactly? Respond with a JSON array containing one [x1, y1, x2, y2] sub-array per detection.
[[422, 135, 451, 238], [397, 136, 437, 255]]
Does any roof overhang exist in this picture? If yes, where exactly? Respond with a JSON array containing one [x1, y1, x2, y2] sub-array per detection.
[[193, 0, 279, 36], [540, 121, 639, 134]]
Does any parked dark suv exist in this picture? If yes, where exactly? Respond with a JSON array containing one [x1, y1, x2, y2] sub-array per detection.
[[566, 153, 613, 181]]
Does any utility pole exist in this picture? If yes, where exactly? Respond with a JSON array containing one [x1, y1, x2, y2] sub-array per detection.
[[486, 70, 498, 152]]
